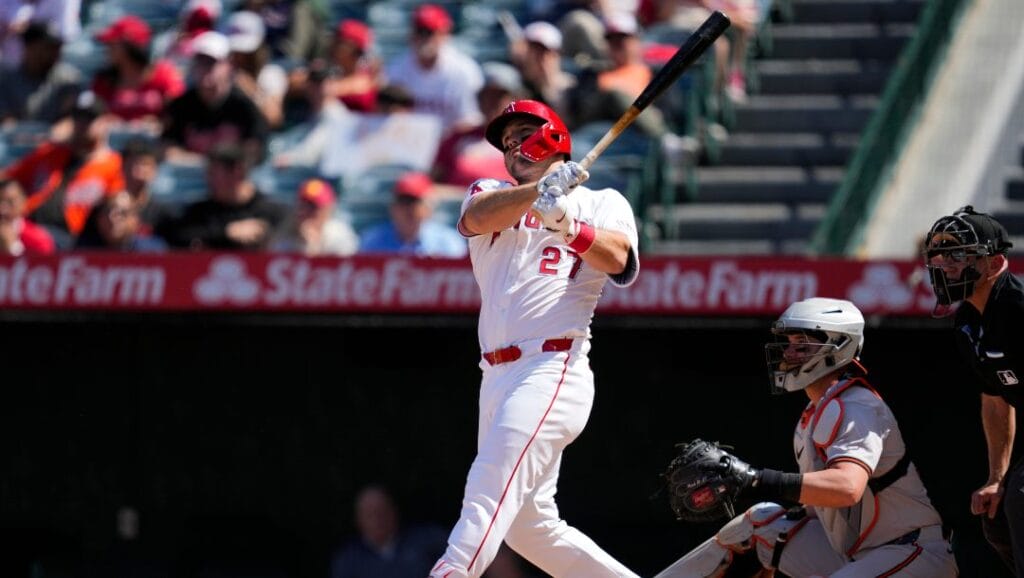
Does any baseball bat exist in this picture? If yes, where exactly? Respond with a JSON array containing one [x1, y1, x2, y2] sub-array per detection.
[[578, 11, 731, 170]]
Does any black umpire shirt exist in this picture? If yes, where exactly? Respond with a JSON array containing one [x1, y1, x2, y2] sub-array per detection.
[[954, 271, 1024, 408]]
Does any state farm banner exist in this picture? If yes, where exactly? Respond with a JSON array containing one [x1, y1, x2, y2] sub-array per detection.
[[0, 253, 1020, 315]]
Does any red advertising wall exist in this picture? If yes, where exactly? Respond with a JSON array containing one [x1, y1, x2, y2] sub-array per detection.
[[0, 253, 1020, 315]]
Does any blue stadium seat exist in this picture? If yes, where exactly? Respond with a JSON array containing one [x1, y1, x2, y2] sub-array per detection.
[[151, 161, 207, 206]]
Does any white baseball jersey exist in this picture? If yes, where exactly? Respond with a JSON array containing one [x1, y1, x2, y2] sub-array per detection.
[[794, 377, 944, 556], [385, 43, 484, 131], [460, 179, 640, 354], [429, 180, 641, 578]]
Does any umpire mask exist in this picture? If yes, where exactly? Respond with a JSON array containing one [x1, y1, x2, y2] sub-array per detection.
[[924, 206, 1012, 312]]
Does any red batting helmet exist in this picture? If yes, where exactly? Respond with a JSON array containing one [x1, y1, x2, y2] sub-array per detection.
[[485, 100, 571, 162]]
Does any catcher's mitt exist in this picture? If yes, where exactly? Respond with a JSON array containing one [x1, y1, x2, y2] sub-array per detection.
[[662, 438, 758, 523]]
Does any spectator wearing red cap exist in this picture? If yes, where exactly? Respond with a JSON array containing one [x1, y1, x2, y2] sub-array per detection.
[[324, 18, 379, 113], [91, 15, 185, 125], [384, 4, 484, 135], [358, 171, 466, 257], [271, 178, 357, 256], [0, 177, 55, 256]]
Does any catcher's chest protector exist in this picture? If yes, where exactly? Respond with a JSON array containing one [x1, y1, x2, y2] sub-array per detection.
[[794, 377, 880, 470]]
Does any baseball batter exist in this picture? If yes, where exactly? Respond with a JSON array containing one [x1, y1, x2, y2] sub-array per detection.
[[656, 298, 958, 578], [428, 100, 640, 578]]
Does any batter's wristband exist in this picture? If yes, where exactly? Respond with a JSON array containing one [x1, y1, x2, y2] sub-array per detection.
[[567, 222, 596, 253], [752, 469, 803, 503]]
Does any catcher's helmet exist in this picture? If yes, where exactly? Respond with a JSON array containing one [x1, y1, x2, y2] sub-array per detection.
[[924, 206, 1012, 310], [765, 298, 864, 394], [485, 99, 571, 163]]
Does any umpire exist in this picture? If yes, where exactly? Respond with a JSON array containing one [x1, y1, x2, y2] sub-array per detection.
[[925, 206, 1022, 575]]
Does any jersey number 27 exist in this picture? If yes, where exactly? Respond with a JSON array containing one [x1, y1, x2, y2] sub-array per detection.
[[539, 246, 583, 279]]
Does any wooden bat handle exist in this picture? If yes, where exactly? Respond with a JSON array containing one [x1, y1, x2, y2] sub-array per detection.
[[579, 106, 642, 171]]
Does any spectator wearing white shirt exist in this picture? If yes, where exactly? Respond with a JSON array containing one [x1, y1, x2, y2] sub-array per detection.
[[384, 4, 483, 136]]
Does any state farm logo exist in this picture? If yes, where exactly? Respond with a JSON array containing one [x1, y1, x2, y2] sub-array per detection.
[[193, 256, 261, 305], [847, 264, 921, 310]]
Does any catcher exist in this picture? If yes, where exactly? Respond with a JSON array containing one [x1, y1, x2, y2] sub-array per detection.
[[655, 298, 958, 578]]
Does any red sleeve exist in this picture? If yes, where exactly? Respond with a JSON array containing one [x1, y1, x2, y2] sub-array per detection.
[[152, 60, 186, 100], [20, 221, 55, 255], [4, 144, 47, 189]]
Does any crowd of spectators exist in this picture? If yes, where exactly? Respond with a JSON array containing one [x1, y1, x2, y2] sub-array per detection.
[[0, 0, 767, 259]]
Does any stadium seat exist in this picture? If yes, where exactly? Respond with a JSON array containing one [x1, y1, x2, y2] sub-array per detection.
[[151, 161, 207, 206]]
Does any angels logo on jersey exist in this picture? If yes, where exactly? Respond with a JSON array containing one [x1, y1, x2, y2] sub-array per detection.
[[997, 370, 1019, 386]]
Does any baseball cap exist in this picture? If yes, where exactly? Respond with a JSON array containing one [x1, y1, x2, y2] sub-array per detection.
[[298, 178, 336, 207], [523, 21, 561, 51], [192, 30, 230, 60], [604, 12, 640, 37], [954, 206, 1013, 254], [481, 61, 523, 95], [413, 4, 452, 33], [226, 10, 265, 53], [183, 0, 221, 32], [336, 19, 372, 52], [96, 15, 152, 49], [394, 172, 433, 200]]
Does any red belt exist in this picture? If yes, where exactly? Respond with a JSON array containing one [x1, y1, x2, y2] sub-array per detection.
[[483, 338, 573, 366]]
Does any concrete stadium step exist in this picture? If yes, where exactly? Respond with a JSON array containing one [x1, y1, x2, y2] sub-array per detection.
[[787, 0, 925, 24], [648, 203, 822, 241], [645, 239, 776, 255], [716, 132, 857, 166], [692, 166, 843, 203], [755, 60, 891, 95], [697, 166, 843, 202], [647, 238, 812, 255], [770, 23, 914, 60], [734, 94, 878, 132]]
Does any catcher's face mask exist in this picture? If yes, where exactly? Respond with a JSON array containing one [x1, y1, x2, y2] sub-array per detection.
[[765, 330, 842, 395], [923, 215, 990, 312]]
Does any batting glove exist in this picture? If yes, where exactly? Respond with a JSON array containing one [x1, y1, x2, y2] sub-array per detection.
[[536, 161, 589, 198], [532, 193, 581, 239]]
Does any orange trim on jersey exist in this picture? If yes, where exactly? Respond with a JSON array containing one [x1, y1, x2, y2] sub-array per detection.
[[807, 377, 880, 463], [813, 397, 845, 450], [875, 544, 923, 577], [464, 351, 572, 573], [846, 492, 881, 557], [827, 456, 874, 477]]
